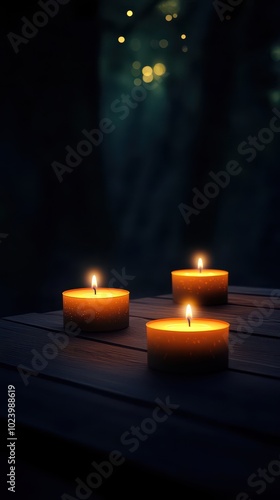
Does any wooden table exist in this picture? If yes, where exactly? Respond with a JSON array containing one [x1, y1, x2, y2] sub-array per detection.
[[0, 287, 280, 499]]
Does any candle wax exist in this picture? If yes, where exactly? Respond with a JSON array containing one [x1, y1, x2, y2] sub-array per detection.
[[172, 269, 228, 306], [146, 318, 229, 374], [62, 288, 129, 332]]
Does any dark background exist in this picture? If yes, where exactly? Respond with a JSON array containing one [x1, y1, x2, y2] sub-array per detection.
[[1, 0, 280, 317]]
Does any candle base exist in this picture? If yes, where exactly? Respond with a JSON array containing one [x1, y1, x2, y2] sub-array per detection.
[[147, 348, 228, 375], [146, 318, 229, 375]]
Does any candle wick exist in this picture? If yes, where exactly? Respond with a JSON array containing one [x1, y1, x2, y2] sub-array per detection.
[[93, 287, 97, 295], [188, 318, 191, 327], [199, 268, 202, 274]]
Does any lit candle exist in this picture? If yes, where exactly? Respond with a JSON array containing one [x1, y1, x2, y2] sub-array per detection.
[[171, 258, 228, 306], [146, 305, 229, 374], [62, 276, 129, 332]]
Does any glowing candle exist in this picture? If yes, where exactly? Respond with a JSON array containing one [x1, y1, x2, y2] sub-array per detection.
[[146, 305, 229, 374], [62, 275, 129, 332], [171, 258, 228, 306]]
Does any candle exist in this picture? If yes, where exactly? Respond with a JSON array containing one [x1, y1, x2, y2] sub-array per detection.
[[62, 275, 129, 332], [146, 305, 229, 374], [171, 258, 228, 306]]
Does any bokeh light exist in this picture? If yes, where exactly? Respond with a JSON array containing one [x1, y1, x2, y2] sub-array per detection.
[[142, 74, 154, 83], [159, 39, 169, 48], [132, 61, 141, 69], [134, 78, 142, 86], [126, 10, 133, 17], [165, 14, 172, 21], [118, 36, 125, 44], [142, 66, 153, 76], [153, 63, 166, 76]]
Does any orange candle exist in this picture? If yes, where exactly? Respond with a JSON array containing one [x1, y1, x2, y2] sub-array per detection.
[[146, 305, 229, 374], [172, 258, 228, 306], [62, 276, 129, 332]]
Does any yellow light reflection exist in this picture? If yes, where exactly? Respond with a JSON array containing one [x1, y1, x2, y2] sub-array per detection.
[[142, 74, 154, 83], [181, 33, 186, 39], [153, 63, 166, 76], [165, 14, 172, 21], [142, 66, 153, 76], [126, 10, 133, 17], [118, 36, 125, 44]]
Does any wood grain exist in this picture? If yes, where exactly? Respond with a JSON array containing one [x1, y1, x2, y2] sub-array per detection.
[[0, 366, 279, 498], [1, 286, 280, 498], [0, 319, 279, 438]]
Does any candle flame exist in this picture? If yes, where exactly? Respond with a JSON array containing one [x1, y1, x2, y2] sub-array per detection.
[[198, 258, 203, 273], [92, 275, 97, 289], [186, 304, 192, 326]]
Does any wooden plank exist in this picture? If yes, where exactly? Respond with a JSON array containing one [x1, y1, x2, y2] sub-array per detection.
[[156, 286, 280, 297], [2, 309, 280, 378], [128, 300, 280, 337], [2, 313, 280, 377], [0, 321, 279, 438], [229, 286, 280, 296], [157, 291, 280, 310], [7, 298, 280, 338], [2, 314, 147, 351], [228, 293, 280, 310], [132, 296, 280, 317], [1, 367, 279, 498]]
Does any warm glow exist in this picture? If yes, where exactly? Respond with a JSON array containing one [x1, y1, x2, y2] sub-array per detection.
[[126, 10, 133, 17], [153, 63, 166, 76], [118, 36, 125, 44], [181, 33, 186, 39], [165, 14, 172, 21], [173, 13, 178, 18], [198, 258, 203, 272], [142, 74, 154, 83], [186, 304, 193, 324], [92, 275, 97, 289], [142, 65, 153, 76]]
